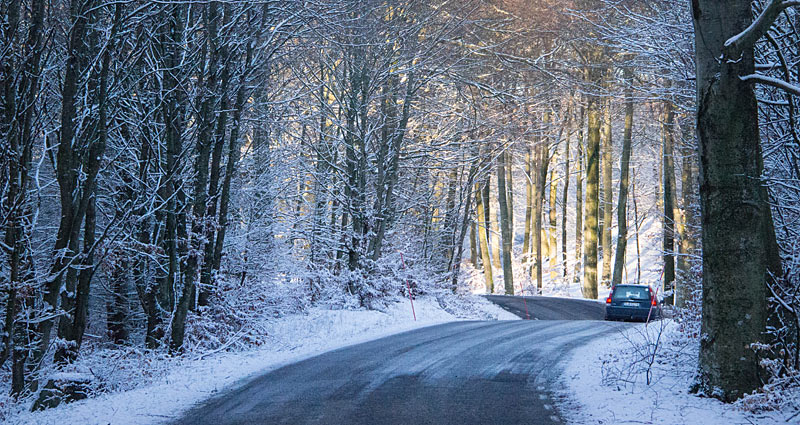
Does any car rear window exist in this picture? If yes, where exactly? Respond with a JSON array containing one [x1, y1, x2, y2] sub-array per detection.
[[612, 286, 651, 301]]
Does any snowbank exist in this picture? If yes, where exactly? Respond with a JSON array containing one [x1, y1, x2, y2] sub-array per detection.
[[4, 295, 517, 425], [561, 319, 793, 424]]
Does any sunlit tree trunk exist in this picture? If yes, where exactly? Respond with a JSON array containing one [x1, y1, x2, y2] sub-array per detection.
[[442, 167, 460, 270], [548, 159, 558, 281], [561, 112, 572, 279], [469, 219, 479, 268], [583, 76, 601, 300], [475, 181, 494, 293], [612, 67, 634, 287], [489, 181, 501, 270], [675, 123, 697, 308], [601, 99, 613, 287], [506, 150, 514, 227], [574, 103, 585, 284], [497, 151, 514, 295], [532, 137, 549, 291], [522, 146, 533, 265]]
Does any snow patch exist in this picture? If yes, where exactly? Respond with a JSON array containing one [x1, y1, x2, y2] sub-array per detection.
[[560, 319, 794, 424]]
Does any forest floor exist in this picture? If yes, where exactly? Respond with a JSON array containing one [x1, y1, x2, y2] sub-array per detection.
[[0, 294, 516, 424], [561, 318, 796, 425]]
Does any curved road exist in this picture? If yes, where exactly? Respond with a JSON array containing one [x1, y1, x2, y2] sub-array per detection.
[[174, 296, 616, 425], [485, 295, 606, 321]]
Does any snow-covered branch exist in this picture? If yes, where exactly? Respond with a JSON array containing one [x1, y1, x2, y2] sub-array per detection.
[[723, 0, 800, 59], [741, 73, 800, 97]]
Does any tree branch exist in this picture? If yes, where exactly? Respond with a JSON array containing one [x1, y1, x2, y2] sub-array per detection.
[[741, 73, 800, 97], [723, 0, 800, 59]]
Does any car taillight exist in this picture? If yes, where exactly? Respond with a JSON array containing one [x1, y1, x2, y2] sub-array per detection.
[[651, 297, 657, 306], [606, 296, 612, 304]]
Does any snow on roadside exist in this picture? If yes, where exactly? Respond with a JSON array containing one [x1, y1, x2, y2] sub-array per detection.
[[560, 319, 792, 425], [5, 295, 517, 425]]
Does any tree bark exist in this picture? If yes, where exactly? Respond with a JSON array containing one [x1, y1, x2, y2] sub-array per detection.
[[172, 0, 224, 352], [548, 160, 558, 281], [199, 5, 234, 306], [522, 146, 533, 267], [612, 68, 634, 287], [676, 123, 697, 308], [583, 83, 601, 300], [506, 150, 514, 227], [692, 0, 784, 401], [497, 151, 514, 295], [475, 181, 494, 293], [561, 118, 571, 279], [469, 219, 479, 268], [574, 103, 585, 284], [40, 0, 101, 367], [601, 99, 613, 287], [450, 162, 479, 292], [662, 100, 677, 305]]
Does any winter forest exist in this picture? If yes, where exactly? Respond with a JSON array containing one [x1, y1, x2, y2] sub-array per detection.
[[1, 0, 800, 420]]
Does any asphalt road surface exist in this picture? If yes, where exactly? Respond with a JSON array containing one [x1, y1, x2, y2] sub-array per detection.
[[174, 297, 615, 425], [485, 295, 606, 321]]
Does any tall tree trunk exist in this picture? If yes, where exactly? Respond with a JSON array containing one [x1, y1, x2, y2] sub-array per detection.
[[548, 161, 558, 281], [676, 123, 697, 308], [107, 246, 130, 345], [601, 100, 613, 287], [693, 0, 784, 401], [475, 181, 494, 293], [532, 140, 549, 291], [522, 146, 533, 268], [469, 219, 478, 268], [39, 0, 100, 367], [159, 0, 187, 324], [212, 43, 253, 278], [489, 181, 501, 270], [662, 100, 677, 305], [2, 0, 44, 383], [442, 167, 460, 270], [370, 72, 415, 262], [506, 150, 514, 227], [497, 151, 514, 295], [450, 163, 479, 292], [561, 118, 571, 279], [633, 169, 642, 284], [583, 81, 601, 300], [574, 103, 585, 284], [199, 6, 234, 306], [172, 0, 224, 352], [612, 68, 634, 287]]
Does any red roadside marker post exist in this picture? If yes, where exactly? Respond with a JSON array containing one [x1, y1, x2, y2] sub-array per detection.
[[519, 280, 530, 320], [399, 252, 417, 321], [646, 269, 665, 326]]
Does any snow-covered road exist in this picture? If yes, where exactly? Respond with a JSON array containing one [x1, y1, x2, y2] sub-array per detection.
[[174, 299, 619, 424]]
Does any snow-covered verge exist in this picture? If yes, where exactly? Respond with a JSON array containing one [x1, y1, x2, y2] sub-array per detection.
[[561, 319, 798, 425], [1, 295, 517, 425]]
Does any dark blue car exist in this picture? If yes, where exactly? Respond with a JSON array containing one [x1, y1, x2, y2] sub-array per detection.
[[604, 284, 661, 322]]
